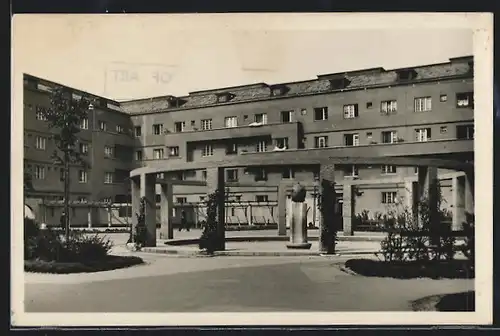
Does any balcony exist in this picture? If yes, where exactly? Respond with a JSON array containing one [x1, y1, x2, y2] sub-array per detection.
[[163, 121, 300, 144]]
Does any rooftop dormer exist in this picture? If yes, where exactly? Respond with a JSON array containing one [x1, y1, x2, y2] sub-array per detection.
[[215, 92, 235, 103], [269, 84, 290, 97], [395, 68, 418, 82]]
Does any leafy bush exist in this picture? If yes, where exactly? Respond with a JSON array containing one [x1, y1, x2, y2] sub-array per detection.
[[25, 227, 64, 261], [24, 217, 40, 240], [62, 232, 113, 261], [461, 212, 475, 264], [199, 189, 224, 254], [133, 197, 148, 249]]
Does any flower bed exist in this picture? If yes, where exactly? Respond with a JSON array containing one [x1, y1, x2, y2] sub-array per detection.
[[412, 291, 475, 311], [25, 255, 144, 274]]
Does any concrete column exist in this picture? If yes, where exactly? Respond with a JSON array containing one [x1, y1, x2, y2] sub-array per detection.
[[286, 202, 311, 249], [452, 175, 466, 231], [141, 173, 157, 247], [87, 208, 92, 228], [206, 167, 225, 251], [277, 183, 287, 236], [465, 171, 474, 215], [319, 164, 336, 254], [342, 183, 355, 236], [107, 206, 112, 227], [418, 166, 439, 244], [159, 182, 174, 239], [247, 204, 253, 226], [131, 176, 140, 237]]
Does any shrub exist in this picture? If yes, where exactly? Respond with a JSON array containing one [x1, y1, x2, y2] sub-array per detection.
[[199, 189, 224, 254], [461, 212, 475, 264], [133, 197, 148, 249], [25, 227, 64, 261], [62, 233, 113, 262], [24, 217, 40, 240]]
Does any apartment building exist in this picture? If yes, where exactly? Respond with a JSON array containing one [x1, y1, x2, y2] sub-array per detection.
[[23, 56, 474, 227]]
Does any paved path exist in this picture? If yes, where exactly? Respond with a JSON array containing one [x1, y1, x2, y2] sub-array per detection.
[[25, 255, 473, 312]]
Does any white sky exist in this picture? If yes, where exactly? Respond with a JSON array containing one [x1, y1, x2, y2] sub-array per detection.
[[13, 14, 473, 101]]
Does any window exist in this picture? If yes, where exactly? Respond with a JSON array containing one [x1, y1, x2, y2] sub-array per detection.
[[456, 92, 474, 108], [343, 104, 359, 119], [226, 169, 238, 182], [35, 107, 47, 121], [201, 170, 207, 180], [345, 165, 359, 177], [440, 94, 448, 102], [255, 168, 268, 181], [168, 146, 179, 157], [153, 148, 164, 159], [174, 121, 185, 132], [76, 117, 87, 130], [99, 121, 107, 131], [226, 143, 238, 155], [156, 173, 165, 179], [104, 172, 114, 184], [282, 168, 295, 179], [104, 146, 114, 158], [135, 150, 143, 161], [381, 131, 398, 144], [366, 102, 373, 109], [440, 126, 448, 134], [116, 125, 124, 134], [134, 126, 142, 137], [78, 170, 88, 183], [152, 124, 163, 135], [255, 195, 269, 202], [176, 197, 187, 204], [199, 196, 206, 202], [34, 165, 45, 179], [201, 119, 212, 130], [314, 107, 328, 121], [415, 128, 431, 142], [77, 197, 88, 203], [456, 124, 474, 140], [254, 113, 268, 124], [224, 116, 238, 128], [382, 192, 397, 204], [35, 136, 46, 150], [414, 167, 419, 175], [202, 145, 214, 157], [256, 140, 268, 153], [366, 132, 373, 139], [344, 133, 360, 146], [314, 136, 328, 148], [301, 109, 307, 115], [381, 165, 397, 175], [280, 110, 293, 123], [102, 197, 112, 204], [381, 100, 397, 114], [79, 143, 89, 154], [275, 137, 288, 149], [414, 97, 432, 112]]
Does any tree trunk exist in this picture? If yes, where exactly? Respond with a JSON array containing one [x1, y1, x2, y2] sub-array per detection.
[[64, 151, 70, 240]]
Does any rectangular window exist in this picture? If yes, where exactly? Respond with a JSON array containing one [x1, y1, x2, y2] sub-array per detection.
[[226, 143, 238, 155], [78, 170, 88, 183], [256, 140, 268, 153], [134, 126, 142, 137], [343, 104, 359, 119], [99, 121, 107, 131], [440, 94, 448, 102], [101, 197, 112, 204], [381, 131, 398, 144], [254, 168, 268, 181], [280, 110, 293, 123], [168, 146, 179, 157], [381, 165, 397, 175], [201, 170, 207, 180], [282, 168, 295, 179], [35, 136, 46, 150], [255, 195, 269, 202], [275, 137, 288, 150], [440, 126, 448, 134], [314, 136, 328, 148], [176, 197, 187, 204], [153, 148, 164, 159], [415, 128, 432, 142], [344, 133, 360, 146], [381, 191, 397, 204], [380, 100, 398, 114], [174, 121, 185, 132], [414, 97, 432, 112], [202, 145, 214, 157], [226, 169, 239, 182], [156, 173, 165, 179], [104, 146, 115, 158], [80, 117, 88, 129], [456, 92, 474, 108], [116, 125, 124, 134], [79, 143, 89, 154], [135, 150, 143, 161], [224, 116, 238, 128], [345, 165, 359, 177], [34, 165, 45, 179], [104, 172, 114, 184], [456, 124, 474, 140], [314, 107, 328, 121], [201, 119, 212, 130], [36, 107, 48, 121], [254, 113, 268, 124], [77, 197, 88, 203], [152, 124, 163, 135]]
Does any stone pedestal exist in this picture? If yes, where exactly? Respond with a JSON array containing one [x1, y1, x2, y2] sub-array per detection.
[[286, 202, 312, 250]]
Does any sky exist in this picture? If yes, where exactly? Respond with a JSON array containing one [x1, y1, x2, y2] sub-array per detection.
[[13, 14, 474, 101]]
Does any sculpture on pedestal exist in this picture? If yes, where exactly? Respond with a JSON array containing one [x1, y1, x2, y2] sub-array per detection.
[[286, 182, 312, 250]]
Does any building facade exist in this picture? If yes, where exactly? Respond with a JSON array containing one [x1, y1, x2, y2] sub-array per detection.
[[23, 56, 474, 228]]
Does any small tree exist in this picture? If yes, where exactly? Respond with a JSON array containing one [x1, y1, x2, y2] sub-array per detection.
[[42, 87, 92, 241]]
